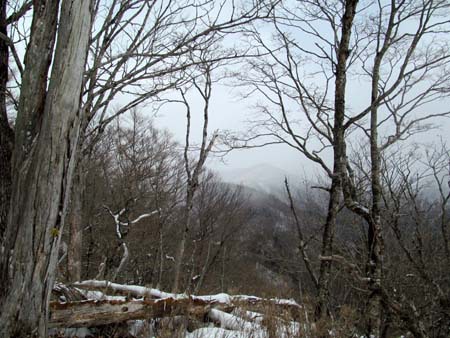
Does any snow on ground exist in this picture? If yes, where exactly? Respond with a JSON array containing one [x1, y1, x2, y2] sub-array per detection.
[[62, 280, 303, 338], [48, 327, 92, 338], [185, 327, 265, 338], [194, 293, 232, 303]]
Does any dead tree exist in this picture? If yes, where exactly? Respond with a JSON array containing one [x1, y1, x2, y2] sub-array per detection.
[[0, 0, 13, 238], [50, 280, 302, 331], [0, 1, 93, 336]]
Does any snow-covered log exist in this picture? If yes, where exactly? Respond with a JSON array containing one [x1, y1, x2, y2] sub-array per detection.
[[53, 282, 87, 302], [50, 280, 303, 335], [72, 280, 302, 316], [73, 280, 176, 299]]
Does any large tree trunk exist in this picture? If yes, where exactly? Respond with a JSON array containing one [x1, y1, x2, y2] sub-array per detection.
[[315, 0, 358, 321], [0, 1, 92, 336], [0, 0, 60, 308], [67, 160, 85, 282], [366, 46, 385, 338], [315, 179, 340, 319], [0, 0, 13, 240]]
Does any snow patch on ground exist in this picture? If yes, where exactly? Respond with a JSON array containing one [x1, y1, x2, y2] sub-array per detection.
[[63, 280, 303, 338], [186, 327, 266, 338]]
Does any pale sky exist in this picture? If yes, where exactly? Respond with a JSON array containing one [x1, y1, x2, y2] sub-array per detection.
[[9, 0, 450, 182], [153, 77, 450, 180], [152, 82, 327, 177]]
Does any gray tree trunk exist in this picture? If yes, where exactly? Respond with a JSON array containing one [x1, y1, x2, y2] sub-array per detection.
[[0, 0, 13, 240], [67, 160, 85, 282], [366, 40, 384, 338], [0, 1, 92, 336], [315, 179, 341, 319], [315, 0, 358, 320], [0, 0, 60, 308], [172, 189, 194, 293]]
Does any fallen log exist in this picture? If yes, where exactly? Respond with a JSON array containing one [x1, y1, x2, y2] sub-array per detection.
[[50, 281, 302, 330], [72, 280, 302, 318], [72, 280, 174, 299], [53, 282, 87, 302], [49, 297, 232, 328]]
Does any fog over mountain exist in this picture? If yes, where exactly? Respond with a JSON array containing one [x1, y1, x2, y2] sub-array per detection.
[[218, 163, 299, 196]]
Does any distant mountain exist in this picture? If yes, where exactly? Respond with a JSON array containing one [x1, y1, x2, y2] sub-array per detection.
[[218, 163, 298, 196]]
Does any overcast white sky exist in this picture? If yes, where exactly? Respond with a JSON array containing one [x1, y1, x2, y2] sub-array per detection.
[[153, 77, 450, 180], [152, 82, 326, 176], [151, 1, 450, 180], [9, 1, 450, 182]]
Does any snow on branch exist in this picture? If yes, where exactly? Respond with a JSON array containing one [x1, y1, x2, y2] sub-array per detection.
[[129, 210, 159, 224], [103, 205, 159, 239]]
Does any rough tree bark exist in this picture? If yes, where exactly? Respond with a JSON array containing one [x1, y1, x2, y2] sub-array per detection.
[[61, 279, 302, 326], [67, 160, 85, 282], [315, 174, 341, 319], [365, 23, 386, 338], [49, 297, 222, 328], [173, 187, 195, 293], [0, 0, 60, 307], [315, 0, 359, 320], [0, 0, 13, 239], [0, 0, 93, 336]]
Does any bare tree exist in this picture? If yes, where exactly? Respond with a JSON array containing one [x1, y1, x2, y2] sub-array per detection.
[[66, 0, 276, 282], [75, 110, 185, 285], [171, 61, 219, 293], [284, 178, 319, 292], [347, 141, 450, 336], [230, 0, 450, 334], [231, 0, 359, 320]]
